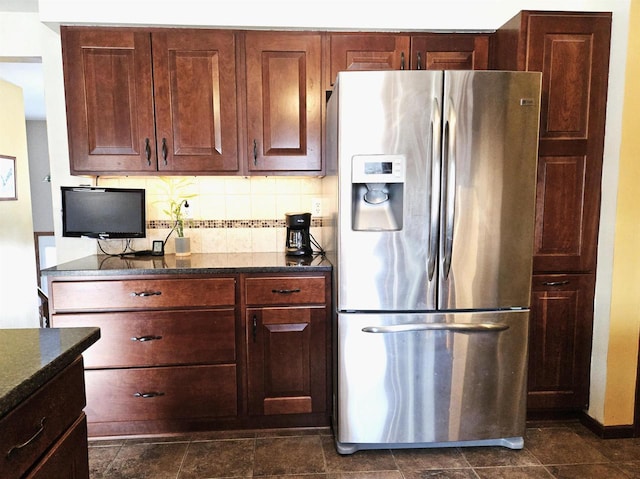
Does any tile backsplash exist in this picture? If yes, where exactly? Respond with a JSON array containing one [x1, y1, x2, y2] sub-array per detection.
[[94, 176, 325, 255]]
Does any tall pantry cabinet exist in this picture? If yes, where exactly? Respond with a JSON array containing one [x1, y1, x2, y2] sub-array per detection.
[[492, 11, 612, 413]]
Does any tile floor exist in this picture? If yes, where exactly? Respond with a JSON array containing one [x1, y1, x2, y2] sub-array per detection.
[[88, 422, 640, 478]]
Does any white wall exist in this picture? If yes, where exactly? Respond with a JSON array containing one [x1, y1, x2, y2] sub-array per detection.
[[35, 0, 625, 30], [0, 79, 39, 328], [33, 0, 632, 424], [27, 120, 53, 232], [0, 12, 46, 328]]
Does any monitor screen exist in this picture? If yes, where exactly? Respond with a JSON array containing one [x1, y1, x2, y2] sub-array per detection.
[[61, 187, 146, 239]]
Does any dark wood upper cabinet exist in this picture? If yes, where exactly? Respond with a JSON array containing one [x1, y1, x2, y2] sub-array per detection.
[[243, 32, 323, 174], [152, 30, 239, 173], [328, 33, 410, 85], [62, 17, 610, 181], [328, 32, 489, 87], [62, 28, 156, 174], [492, 11, 611, 273], [410, 34, 489, 70], [62, 27, 239, 175]]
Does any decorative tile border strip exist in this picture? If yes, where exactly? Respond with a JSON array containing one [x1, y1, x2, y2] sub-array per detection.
[[148, 218, 324, 229]]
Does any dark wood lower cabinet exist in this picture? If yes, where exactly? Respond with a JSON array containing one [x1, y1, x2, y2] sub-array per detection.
[[244, 273, 331, 427], [247, 306, 327, 416], [84, 365, 238, 423], [1, 359, 89, 479], [528, 273, 595, 411], [26, 416, 90, 479], [47, 271, 331, 436]]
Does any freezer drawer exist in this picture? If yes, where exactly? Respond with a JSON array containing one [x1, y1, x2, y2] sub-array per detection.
[[335, 310, 528, 453]]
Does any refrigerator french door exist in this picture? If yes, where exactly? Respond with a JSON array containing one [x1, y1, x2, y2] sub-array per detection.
[[328, 70, 541, 454]]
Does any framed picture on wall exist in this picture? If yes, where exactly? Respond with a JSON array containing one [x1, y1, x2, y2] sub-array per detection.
[[0, 155, 17, 200]]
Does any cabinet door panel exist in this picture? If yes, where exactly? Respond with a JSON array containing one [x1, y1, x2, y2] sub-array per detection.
[[247, 306, 327, 416], [153, 30, 239, 173], [541, 34, 591, 137], [525, 14, 611, 140], [245, 32, 322, 172], [528, 274, 594, 410], [410, 34, 489, 70], [329, 34, 410, 85], [534, 154, 594, 271], [62, 27, 156, 174]]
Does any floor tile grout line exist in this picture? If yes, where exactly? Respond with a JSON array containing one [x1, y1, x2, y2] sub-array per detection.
[[469, 468, 483, 479], [456, 446, 476, 469], [101, 441, 125, 478], [319, 432, 329, 476], [250, 435, 256, 477], [175, 439, 192, 479]]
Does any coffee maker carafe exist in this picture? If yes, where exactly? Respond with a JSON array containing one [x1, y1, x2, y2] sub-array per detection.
[[285, 212, 313, 256]]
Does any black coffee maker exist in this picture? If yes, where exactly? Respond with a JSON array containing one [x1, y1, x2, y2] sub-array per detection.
[[285, 212, 313, 256]]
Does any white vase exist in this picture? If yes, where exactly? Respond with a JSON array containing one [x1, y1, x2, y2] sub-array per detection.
[[175, 237, 191, 257]]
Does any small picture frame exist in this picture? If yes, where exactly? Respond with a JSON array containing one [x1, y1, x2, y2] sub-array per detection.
[[152, 240, 165, 256], [0, 155, 17, 201]]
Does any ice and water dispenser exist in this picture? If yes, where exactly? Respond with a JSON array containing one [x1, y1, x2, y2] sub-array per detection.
[[351, 155, 405, 231]]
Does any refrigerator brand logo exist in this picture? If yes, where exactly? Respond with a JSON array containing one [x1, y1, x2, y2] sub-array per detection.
[[520, 98, 536, 106]]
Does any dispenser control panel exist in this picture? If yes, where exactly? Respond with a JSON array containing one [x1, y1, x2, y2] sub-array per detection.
[[352, 155, 405, 184]]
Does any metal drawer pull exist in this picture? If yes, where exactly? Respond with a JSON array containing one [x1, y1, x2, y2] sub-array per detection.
[[130, 335, 163, 342], [7, 417, 46, 458], [130, 291, 162, 297], [162, 137, 168, 165], [252, 314, 258, 342], [362, 323, 509, 334], [133, 391, 165, 399], [253, 139, 258, 165], [542, 280, 570, 286], [144, 138, 152, 165], [271, 288, 301, 294]]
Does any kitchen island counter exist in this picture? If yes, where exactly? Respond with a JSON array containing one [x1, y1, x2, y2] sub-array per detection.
[[0, 327, 100, 419]]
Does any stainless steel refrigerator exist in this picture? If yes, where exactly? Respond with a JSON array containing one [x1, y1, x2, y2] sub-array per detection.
[[324, 70, 542, 454]]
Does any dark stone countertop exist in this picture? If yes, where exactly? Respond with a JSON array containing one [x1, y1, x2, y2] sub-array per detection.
[[41, 252, 332, 277], [0, 327, 100, 419]]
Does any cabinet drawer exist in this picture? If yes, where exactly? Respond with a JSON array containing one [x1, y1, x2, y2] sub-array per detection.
[[26, 415, 89, 479], [245, 276, 326, 305], [52, 309, 236, 368], [84, 365, 237, 423], [50, 277, 236, 312], [0, 359, 85, 479]]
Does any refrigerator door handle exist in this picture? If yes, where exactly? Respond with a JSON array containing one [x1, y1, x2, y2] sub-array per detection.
[[428, 97, 442, 281], [442, 98, 457, 280], [362, 322, 509, 333]]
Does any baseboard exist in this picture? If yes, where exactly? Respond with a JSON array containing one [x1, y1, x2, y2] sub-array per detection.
[[526, 410, 581, 423], [579, 411, 635, 439]]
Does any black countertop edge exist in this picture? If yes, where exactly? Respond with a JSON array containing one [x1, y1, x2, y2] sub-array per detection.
[[0, 327, 101, 419], [41, 253, 333, 277]]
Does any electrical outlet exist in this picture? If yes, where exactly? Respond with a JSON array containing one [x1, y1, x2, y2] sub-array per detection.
[[312, 197, 322, 216]]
